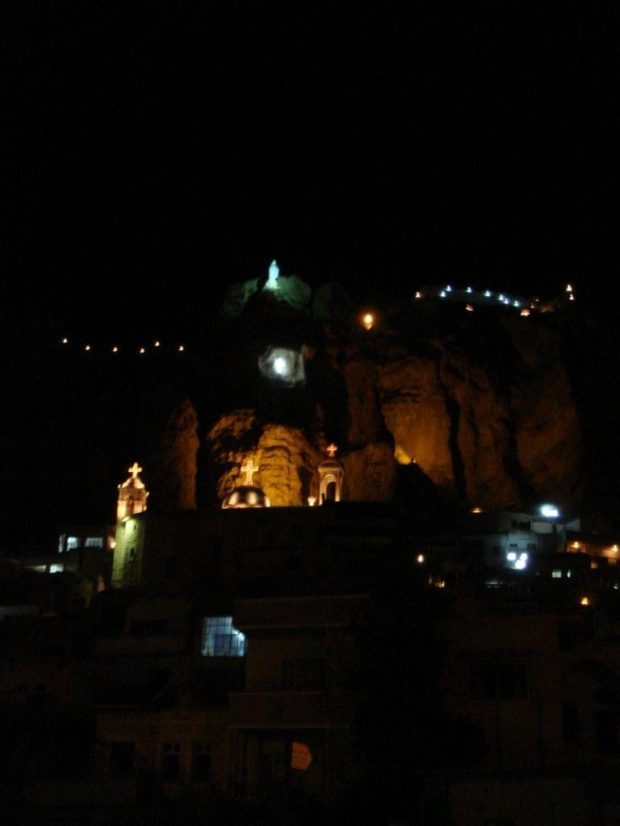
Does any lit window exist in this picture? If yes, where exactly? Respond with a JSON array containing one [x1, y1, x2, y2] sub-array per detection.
[[539, 503, 560, 518], [258, 346, 305, 385], [85, 537, 104, 548], [551, 570, 562, 578], [66, 536, 79, 550], [201, 617, 247, 657], [58, 534, 66, 553]]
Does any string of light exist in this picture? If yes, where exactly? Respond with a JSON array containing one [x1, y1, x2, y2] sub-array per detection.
[[59, 338, 186, 354]]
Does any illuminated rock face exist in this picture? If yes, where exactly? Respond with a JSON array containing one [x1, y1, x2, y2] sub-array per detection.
[[207, 411, 323, 506], [151, 400, 199, 511], [505, 317, 583, 506], [344, 318, 583, 510], [206, 290, 583, 511], [342, 443, 397, 502]]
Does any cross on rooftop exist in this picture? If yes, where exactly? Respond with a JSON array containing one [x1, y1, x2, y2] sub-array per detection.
[[128, 462, 142, 478], [241, 458, 259, 486], [326, 443, 338, 458]]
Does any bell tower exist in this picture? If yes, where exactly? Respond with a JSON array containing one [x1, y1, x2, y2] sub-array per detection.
[[317, 444, 344, 504], [116, 462, 148, 521], [112, 463, 149, 588]]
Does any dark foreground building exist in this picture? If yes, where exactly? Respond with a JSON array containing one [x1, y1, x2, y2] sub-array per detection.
[[3, 457, 620, 825]]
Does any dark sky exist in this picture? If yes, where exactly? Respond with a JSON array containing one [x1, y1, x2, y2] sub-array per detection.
[[2, 3, 619, 554], [4, 2, 618, 344]]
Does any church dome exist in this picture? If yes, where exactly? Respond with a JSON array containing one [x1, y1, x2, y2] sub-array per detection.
[[318, 458, 342, 472], [222, 486, 271, 509]]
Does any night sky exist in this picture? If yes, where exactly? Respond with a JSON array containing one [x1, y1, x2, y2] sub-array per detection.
[[2, 4, 619, 552]]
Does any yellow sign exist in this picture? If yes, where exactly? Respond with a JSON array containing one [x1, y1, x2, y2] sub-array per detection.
[[291, 741, 313, 771]]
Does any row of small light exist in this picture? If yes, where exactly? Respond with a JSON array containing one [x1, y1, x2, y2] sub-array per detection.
[[413, 283, 576, 316], [358, 285, 576, 332], [416, 285, 526, 307], [60, 338, 186, 354]]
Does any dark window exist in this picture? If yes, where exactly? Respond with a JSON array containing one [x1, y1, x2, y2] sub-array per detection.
[[164, 555, 177, 579], [469, 662, 528, 701], [162, 743, 181, 781], [109, 742, 134, 778], [521, 522, 531, 531], [562, 703, 580, 743], [192, 742, 211, 782]]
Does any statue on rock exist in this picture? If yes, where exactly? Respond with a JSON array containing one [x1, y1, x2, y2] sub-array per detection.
[[264, 259, 280, 292]]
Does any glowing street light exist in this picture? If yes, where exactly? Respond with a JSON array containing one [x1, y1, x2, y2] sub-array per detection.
[[361, 313, 375, 330]]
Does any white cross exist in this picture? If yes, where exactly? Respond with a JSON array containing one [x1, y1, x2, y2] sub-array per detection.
[[241, 458, 259, 486], [128, 462, 142, 478]]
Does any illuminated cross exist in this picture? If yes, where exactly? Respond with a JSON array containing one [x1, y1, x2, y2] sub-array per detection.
[[241, 458, 259, 486], [326, 443, 338, 458], [128, 462, 142, 478]]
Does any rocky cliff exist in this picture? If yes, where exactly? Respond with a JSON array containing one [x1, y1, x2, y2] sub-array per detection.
[[201, 280, 584, 512]]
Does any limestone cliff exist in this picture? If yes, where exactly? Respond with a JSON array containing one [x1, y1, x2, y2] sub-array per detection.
[[202, 279, 584, 512], [207, 410, 323, 506], [150, 399, 199, 511]]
